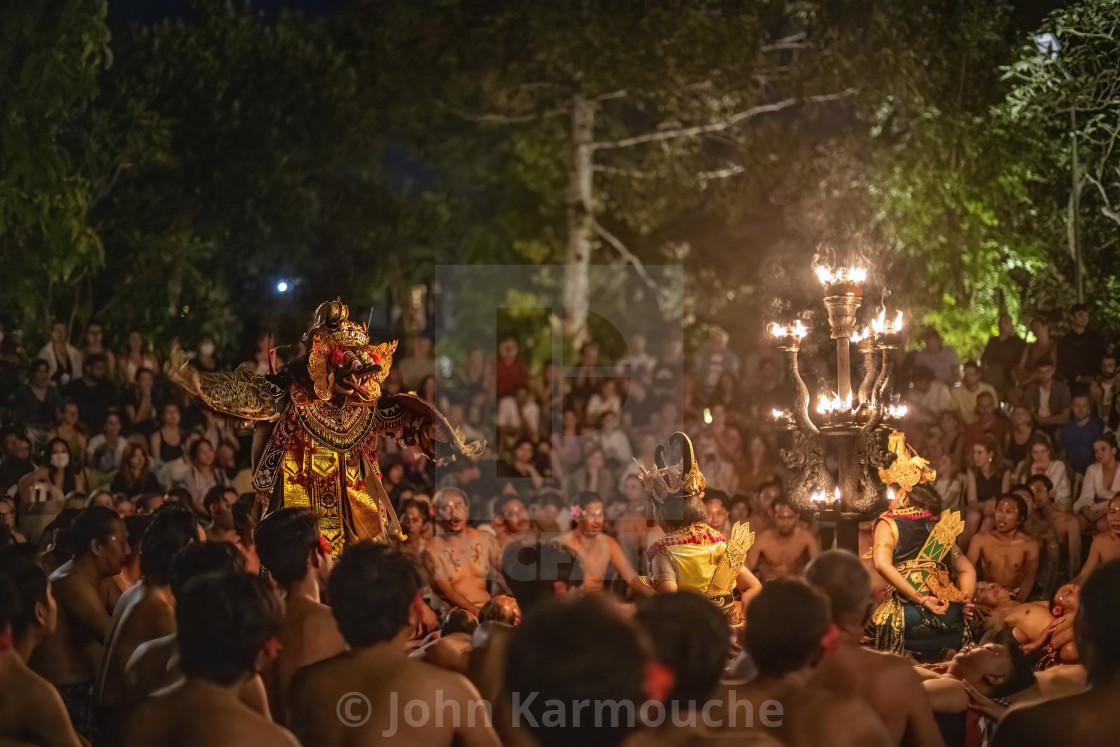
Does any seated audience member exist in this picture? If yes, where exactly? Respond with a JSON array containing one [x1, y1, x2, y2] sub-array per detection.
[[961, 392, 1012, 459], [425, 487, 496, 616], [905, 366, 952, 436], [1023, 361, 1071, 434], [17, 437, 86, 543], [94, 505, 200, 736], [29, 506, 129, 740], [203, 484, 239, 544], [254, 507, 346, 724], [1057, 393, 1103, 476], [805, 551, 946, 747], [132, 492, 165, 516], [717, 580, 891, 747], [554, 492, 649, 597], [1013, 434, 1071, 509], [505, 595, 649, 747], [1074, 434, 1120, 533], [85, 410, 127, 475], [746, 496, 820, 582], [0, 548, 84, 747], [966, 494, 1040, 600], [971, 581, 1055, 645], [1072, 494, 1120, 586], [398, 498, 432, 558], [951, 361, 998, 426], [963, 435, 1012, 544], [993, 560, 1120, 746], [122, 572, 296, 747], [0, 496, 28, 544], [110, 443, 161, 497], [288, 544, 499, 747]]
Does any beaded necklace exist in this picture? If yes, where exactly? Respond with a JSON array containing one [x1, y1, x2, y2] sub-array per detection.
[[645, 522, 726, 565]]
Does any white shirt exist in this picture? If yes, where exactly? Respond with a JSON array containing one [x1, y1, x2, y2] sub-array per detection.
[[1038, 384, 1052, 418], [1075, 462, 1120, 513]]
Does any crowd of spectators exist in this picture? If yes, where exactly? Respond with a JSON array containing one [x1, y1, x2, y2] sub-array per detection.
[[3, 303, 1120, 746]]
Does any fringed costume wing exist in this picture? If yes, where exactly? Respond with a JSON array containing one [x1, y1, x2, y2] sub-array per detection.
[[375, 392, 485, 461], [166, 344, 283, 422]]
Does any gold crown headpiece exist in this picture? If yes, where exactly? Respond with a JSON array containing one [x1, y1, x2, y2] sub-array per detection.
[[304, 298, 398, 401], [305, 298, 370, 348], [878, 431, 936, 494], [635, 432, 706, 504]]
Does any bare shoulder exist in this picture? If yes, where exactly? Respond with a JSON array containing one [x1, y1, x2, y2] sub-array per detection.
[[403, 654, 484, 702], [288, 650, 349, 694]]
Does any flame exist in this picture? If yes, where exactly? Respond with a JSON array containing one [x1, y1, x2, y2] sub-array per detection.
[[871, 310, 904, 335], [816, 393, 854, 414], [835, 487, 841, 502], [771, 409, 784, 419], [889, 404, 908, 418], [771, 320, 808, 339], [811, 491, 826, 503], [888, 488, 896, 503], [816, 266, 868, 286]]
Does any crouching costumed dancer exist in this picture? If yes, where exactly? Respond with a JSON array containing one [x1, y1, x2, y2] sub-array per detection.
[[871, 432, 977, 658], [168, 299, 483, 557], [637, 432, 761, 632]]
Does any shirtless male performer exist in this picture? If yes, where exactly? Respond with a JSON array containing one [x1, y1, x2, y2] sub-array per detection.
[[716, 580, 891, 747], [806, 551, 946, 747], [123, 542, 271, 717], [966, 494, 1040, 600], [554, 493, 651, 596], [746, 496, 820, 582], [1072, 493, 1120, 586], [29, 506, 129, 740], [425, 487, 496, 616], [993, 560, 1120, 746], [253, 507, 346, 723], [288, 543, 500, 747], [122, 572, 298, 747], [971, 580, 1054, 644], [0, 549, 83, 747], [94, 505, 200, 740]]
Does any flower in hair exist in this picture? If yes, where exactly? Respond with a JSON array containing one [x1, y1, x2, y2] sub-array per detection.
[[570, 505, 583, 518]]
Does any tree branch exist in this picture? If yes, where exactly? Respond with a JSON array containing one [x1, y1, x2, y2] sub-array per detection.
[[698, 164, 746, 183], [593, 164, 661, 179], [592, 219, 655, 288], [1085, 174, 1120, 227], [761, 32, 807, 52], [436, 100, 569, 125], [592, 89, 856, 150]]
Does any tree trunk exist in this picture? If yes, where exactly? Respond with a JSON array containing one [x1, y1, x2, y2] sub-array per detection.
[[563, 91, 594, 350]]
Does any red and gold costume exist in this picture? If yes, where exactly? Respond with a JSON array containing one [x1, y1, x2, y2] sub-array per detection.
[[169, 299, 482, 557]]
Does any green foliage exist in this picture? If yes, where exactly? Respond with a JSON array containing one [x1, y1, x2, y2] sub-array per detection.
[[0, 0, 112, 338], [1001, 0, 1120, 335]]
